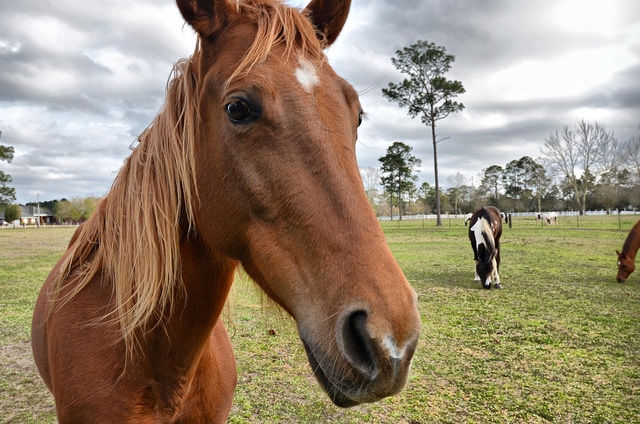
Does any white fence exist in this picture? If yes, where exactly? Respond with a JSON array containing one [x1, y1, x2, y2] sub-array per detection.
[[379, 209, 639, 221]]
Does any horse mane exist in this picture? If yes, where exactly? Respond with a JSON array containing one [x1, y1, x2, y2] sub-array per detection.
[[480, 217, 496, 254], [50, 0, 326, 359], [52, 56, 199, 353]]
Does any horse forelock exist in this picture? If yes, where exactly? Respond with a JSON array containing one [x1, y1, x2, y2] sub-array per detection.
[[222, 0, 326, 91]]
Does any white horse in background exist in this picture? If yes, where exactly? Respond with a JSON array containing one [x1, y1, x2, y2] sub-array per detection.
[[536, 212, 558, 225]]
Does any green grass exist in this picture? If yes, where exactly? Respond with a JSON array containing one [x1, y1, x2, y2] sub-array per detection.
[[1, 215, 639, 423], [0, 227, 76, 423]]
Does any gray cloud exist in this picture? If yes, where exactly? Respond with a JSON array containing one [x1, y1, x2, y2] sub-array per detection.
[[1, 0, 639, 203]]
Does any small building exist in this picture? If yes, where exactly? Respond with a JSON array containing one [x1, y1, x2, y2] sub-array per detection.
[[0, 205, 55, 226]]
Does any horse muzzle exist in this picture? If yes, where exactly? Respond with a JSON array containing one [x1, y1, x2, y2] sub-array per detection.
[[299, 308, 419, 407]]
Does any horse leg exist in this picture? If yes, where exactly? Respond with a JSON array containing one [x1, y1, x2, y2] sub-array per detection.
[[473, 260, 481, 282], [491, 257, 502, 289], [482, 276, 492, 289]]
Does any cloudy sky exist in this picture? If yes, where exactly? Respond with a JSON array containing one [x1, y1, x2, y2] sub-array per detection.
[[1, 0, 639, 204]]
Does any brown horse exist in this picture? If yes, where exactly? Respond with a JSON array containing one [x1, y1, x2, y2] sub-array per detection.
[[468, 206, 503, 289], [617, 219, 640, 283], [31, 0, 421, 422]]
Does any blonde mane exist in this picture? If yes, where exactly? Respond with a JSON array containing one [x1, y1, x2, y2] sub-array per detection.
[[51, 0, 326, 359]]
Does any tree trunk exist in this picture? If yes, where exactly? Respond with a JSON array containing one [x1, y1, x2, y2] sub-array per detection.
[[432, 122, 442, 226], [571, 177, 584, 215], [580, 187, 588, 215]]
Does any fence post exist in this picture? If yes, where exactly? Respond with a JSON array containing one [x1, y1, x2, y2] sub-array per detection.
[[618, 210, 621, 230]]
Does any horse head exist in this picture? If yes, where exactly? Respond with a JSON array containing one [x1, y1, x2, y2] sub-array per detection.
[[616, 250, 634, 283], [475, 242, 495, 289], [177, 0, 420, 406]]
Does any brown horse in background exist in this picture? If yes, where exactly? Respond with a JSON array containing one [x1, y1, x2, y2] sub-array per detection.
[[617, 219, 640, 283], [31, 0, 421, 422], [468, 206, 503, 289]]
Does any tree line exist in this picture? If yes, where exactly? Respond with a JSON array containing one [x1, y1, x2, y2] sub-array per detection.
[[366, 120, 640, 219], [0, 131, 16, 205], [43, 197, 99, 224], [2, 197, 99, 226]]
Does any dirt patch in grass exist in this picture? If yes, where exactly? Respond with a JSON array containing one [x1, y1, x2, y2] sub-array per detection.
[[1, 341, 56, 423]]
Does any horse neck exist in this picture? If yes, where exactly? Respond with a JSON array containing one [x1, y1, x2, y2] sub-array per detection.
[[136, 233, 233, 362], [161, 235, 237, 356], [622, 221, 640, 260]]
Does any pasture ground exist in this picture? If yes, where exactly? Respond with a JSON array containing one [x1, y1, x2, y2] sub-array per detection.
[[1, 214, 638, 423]]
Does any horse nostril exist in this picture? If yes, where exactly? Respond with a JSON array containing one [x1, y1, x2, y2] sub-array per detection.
[[341, 310, 378, 379]]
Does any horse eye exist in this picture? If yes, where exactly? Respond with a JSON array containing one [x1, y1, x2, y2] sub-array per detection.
[[357, 110, 364, 127], [226, 99, 253, 123]]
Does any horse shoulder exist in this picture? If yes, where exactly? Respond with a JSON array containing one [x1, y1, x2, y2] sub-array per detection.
[[31, 264, 57, 391], [40, 274, 157, 422]]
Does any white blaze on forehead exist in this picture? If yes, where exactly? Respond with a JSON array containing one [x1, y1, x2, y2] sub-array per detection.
[[295, 57, 319, 93]]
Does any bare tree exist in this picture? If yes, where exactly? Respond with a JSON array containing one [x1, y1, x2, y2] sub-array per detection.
[[598, 131, 624, 183], [446, 172, 467, 214], [623, 125, 640, 184], [360, 166, 383, 213], [541, 120, 614, 214], [360, 167, 382, 192]]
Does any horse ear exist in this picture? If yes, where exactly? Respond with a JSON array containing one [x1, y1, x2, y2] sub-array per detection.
[[177, 0, 230, 37], [304, 0, 351, 46]]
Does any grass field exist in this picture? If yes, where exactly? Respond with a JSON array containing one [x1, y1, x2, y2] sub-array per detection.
[[1, 214, 639, 423]]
